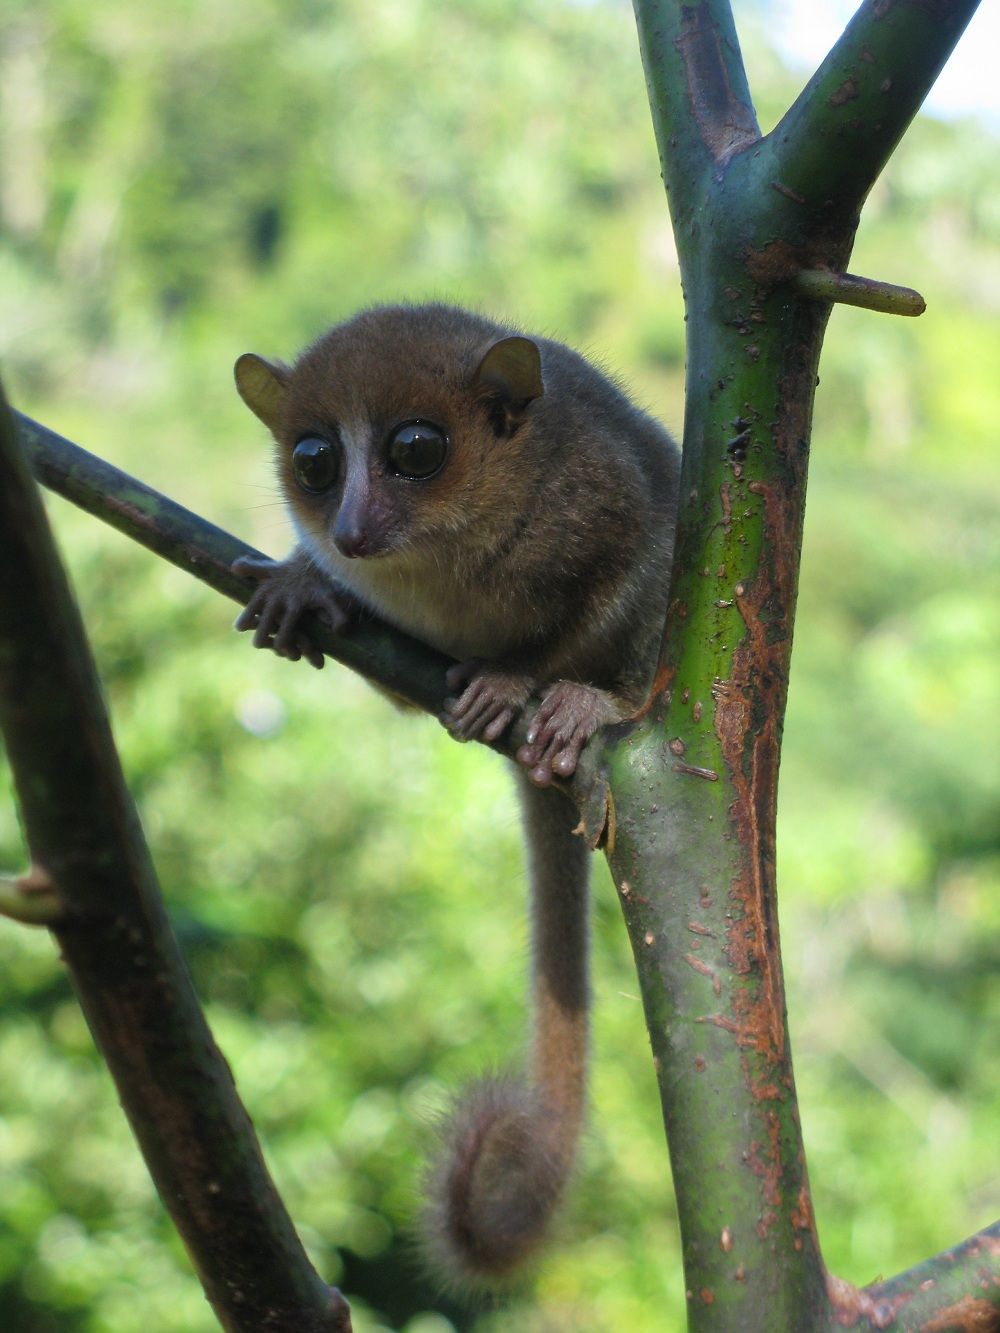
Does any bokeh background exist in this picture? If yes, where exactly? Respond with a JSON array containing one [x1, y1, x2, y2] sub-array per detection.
[[0, 1, 997, 1329]]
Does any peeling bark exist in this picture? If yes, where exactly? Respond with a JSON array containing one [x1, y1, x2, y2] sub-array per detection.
[[618, 0, 991, 1327]]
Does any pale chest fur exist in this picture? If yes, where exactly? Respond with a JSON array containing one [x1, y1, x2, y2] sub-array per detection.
[[309, 534, 542, 663]]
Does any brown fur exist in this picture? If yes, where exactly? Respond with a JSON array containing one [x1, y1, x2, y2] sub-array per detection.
[[233, 303, 681, 1286]]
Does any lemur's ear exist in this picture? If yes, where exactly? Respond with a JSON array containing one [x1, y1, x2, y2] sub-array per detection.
[[472, 336, 544, 407], [234, 353, 290, 430]]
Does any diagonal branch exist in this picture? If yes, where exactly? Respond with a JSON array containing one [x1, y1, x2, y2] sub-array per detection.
[[854, 1220, 1000, 1328], [14, 411, 610, 838], [770, 0, 982, 219], [0, 385, 351, 1333], [16, 411, 453, 715]]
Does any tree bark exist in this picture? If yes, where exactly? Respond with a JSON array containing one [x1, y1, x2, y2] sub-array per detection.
[[612, 0, 994, 1326], [0, 388, 351, 1333]]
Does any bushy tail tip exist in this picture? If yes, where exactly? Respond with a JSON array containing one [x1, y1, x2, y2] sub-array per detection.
[[421, 1075, 577, 1289]]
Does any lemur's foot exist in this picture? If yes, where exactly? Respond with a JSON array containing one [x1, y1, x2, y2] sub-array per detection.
[[516, 681, 617, 787], [441, 659, 533, 743], [233, 555, 356, 669]]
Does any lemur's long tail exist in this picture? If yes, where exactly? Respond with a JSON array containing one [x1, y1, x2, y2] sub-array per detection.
[[423, 777, 590, 1284]]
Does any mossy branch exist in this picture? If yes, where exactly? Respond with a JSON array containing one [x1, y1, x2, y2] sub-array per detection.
[[625, 0, 985, 1328], [0, 386, 352, 1333]]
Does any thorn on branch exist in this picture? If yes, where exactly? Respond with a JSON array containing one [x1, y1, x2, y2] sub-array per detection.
[[794, 268, 926, 317], [0, 868, 65, 926]]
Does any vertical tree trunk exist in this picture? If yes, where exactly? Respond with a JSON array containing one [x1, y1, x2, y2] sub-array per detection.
[[596, 0, 991, 1326]]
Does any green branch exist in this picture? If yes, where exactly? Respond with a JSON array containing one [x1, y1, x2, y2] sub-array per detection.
[[770, 0, 982, 220], [854, 1220, 1000, 1329], [0, 385, 352, 1333], [632, 0, 759, 236], [617, 0, 985, 1328]]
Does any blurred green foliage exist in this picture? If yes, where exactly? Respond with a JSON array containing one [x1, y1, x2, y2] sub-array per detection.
[[0, 1, 997, 1329]]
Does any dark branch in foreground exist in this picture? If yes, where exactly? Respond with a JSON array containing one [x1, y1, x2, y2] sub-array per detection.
[[0, 386, 352, 1333]]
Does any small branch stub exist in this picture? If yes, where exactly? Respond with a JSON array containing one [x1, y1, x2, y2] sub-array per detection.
[[795, 268, 926, 317], [0, 869, 64, 926]]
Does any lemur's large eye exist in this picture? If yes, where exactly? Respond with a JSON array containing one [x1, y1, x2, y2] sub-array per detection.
[[386, 420, 448, 479], [292, 436, 338, 493]]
